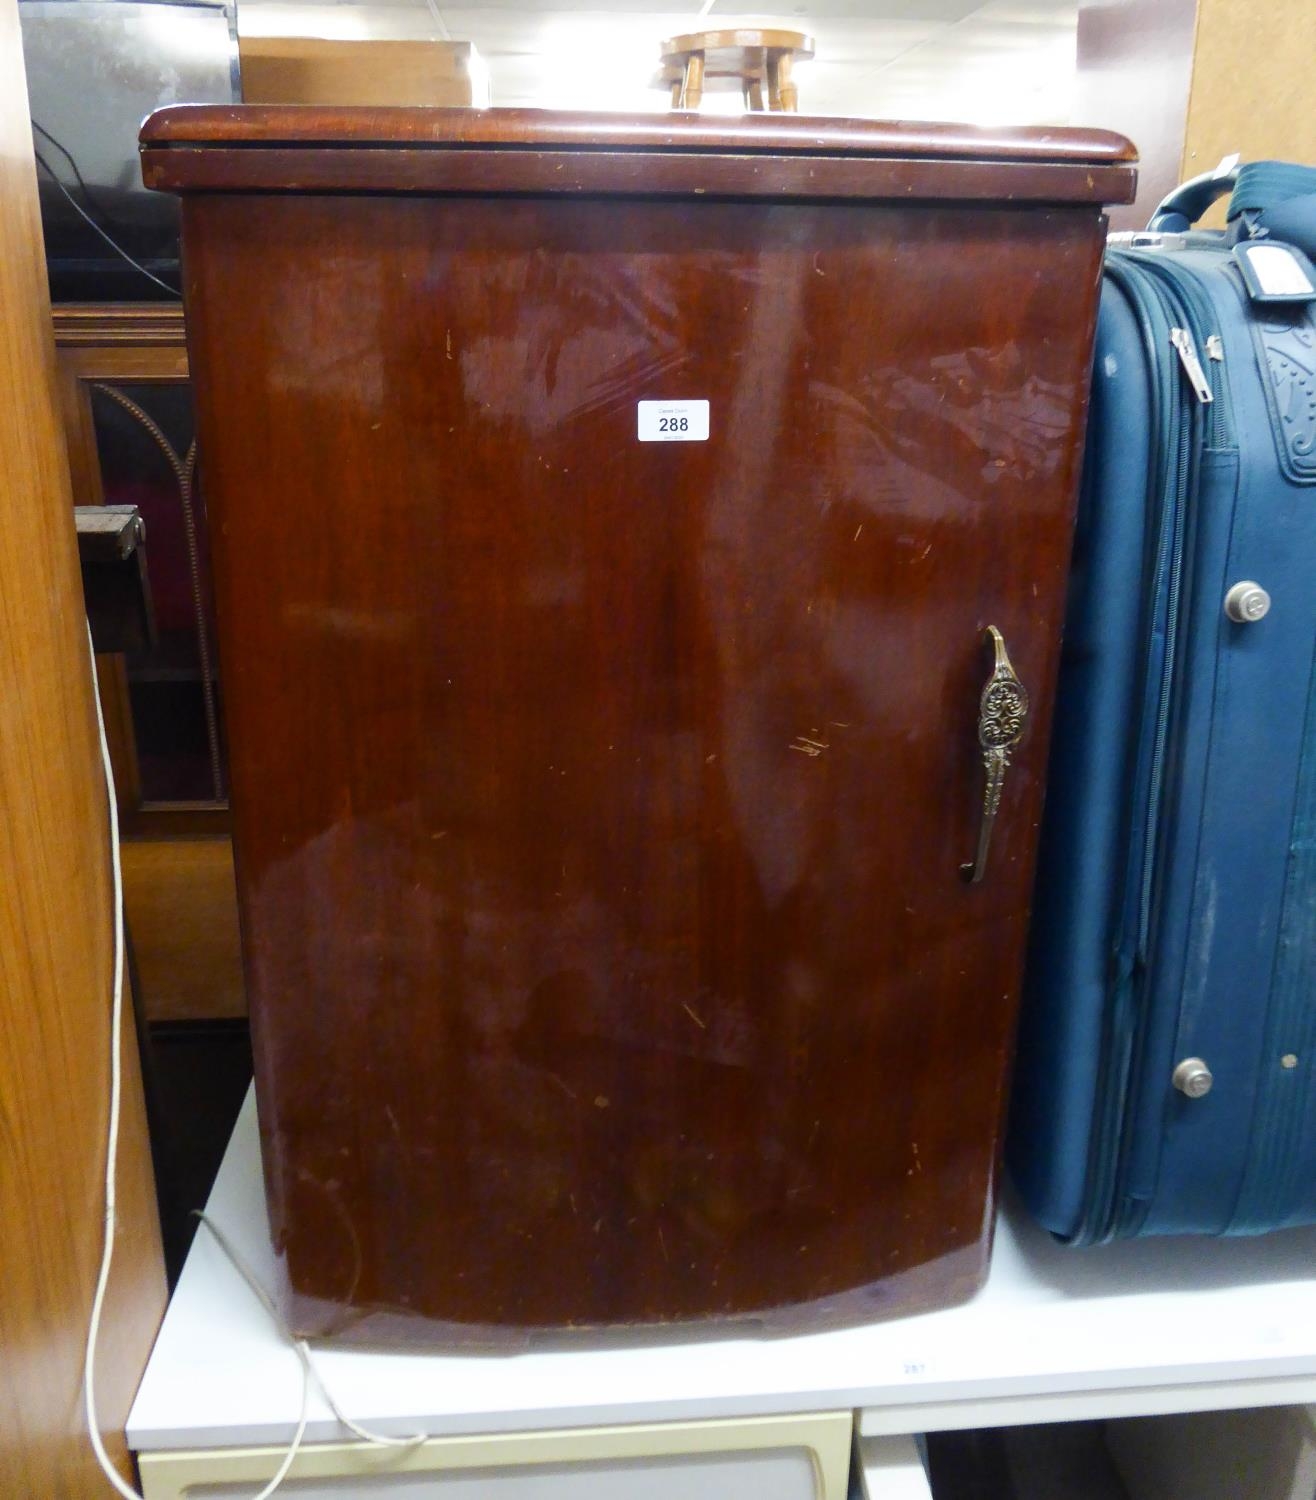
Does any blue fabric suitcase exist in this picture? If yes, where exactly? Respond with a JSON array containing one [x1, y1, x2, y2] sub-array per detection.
[[1008, 162, 1316, 1243]]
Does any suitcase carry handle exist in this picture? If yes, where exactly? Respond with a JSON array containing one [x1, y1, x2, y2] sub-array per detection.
[[1147, 154, 1239, 232], [1227, 160, 1316, 257], [1150, 156, 1316, 257]]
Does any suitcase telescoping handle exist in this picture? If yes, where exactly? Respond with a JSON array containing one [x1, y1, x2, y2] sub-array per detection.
[[1147, 153, 1240, 232], [961, 626, 1029, 885]]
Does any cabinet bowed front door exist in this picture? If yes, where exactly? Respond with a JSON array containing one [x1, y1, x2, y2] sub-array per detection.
[[141, 108, 1135, 1344]]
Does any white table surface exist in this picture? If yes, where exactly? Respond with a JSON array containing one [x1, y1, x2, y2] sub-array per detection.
[[128, 1089, 1316, 1453]]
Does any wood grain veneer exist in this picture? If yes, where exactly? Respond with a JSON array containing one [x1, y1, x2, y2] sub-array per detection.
[[0, 0, 167, 1486], [122, 840, 245, 1022], [144, 108, 1134, 1343]]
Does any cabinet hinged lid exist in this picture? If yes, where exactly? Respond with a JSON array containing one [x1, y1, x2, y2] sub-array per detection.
[[140, 106, 1137, 204]]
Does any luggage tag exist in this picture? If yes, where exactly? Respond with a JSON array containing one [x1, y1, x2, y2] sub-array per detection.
[[1233, 240, 1316, 304]]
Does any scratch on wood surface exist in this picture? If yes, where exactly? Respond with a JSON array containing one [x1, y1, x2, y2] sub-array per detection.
[[789, 733, 829, 757], [682, 1002, 707, 1030], [548, 1072, 578, 1102]]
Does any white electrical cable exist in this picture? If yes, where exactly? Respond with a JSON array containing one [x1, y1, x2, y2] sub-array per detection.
[[193, 1213, 426, 1451], [82, 624, 156, 1500], [81, 630, 423, 1497]]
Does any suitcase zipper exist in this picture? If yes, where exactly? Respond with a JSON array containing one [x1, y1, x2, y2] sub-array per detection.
[[1106, 256, 1206, 969], [1123, 252, 1242, 1239], [1067, 259, 1178, 1241], [1149, 261, 1234, 449], [1119, 258, 1233, 973], [1073, 253, 1217, 1243], [1170, 327, 1213, 404]]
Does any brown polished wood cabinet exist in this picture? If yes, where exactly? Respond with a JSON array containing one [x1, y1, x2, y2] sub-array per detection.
[[141, 107, 1135, 1343]]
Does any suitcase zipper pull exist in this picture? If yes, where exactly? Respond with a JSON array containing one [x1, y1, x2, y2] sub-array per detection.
[[1170, 327, 1214, 403]]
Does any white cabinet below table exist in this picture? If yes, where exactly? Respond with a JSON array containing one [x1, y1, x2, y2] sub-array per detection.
[[136, 1411, 854, 1500]]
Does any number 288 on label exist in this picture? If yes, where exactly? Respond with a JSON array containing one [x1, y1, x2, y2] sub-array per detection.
[[637, 400, 710, 442]]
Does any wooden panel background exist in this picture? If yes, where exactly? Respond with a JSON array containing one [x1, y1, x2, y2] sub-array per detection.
[[1078, 0, 1316, 235], [1181, 0, 1316, 221], [237, 36, 488, 108], [124, 841, 246, 1022], [0, 0, 168, 1488], [1074, 0, 1199, 231], [50, 309, 247, 1021]]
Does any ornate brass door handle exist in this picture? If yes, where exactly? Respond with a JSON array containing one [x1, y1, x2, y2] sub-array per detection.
[[961, 626, 1029, 884]]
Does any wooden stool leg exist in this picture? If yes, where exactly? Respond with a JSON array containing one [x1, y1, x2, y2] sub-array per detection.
[[671, 80, 682, 107], [774, 50, 798, 112], [680, 51, 705, 109], [748, 76, 765, 111], [765, 53, 780, 110]]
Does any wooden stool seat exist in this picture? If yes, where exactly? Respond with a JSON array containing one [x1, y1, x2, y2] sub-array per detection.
[[660, 28, 814, 112]]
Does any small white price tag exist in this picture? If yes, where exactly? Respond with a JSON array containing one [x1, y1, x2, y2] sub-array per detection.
[[637, 399, 709, 442], [1243, 243, 1315, 297]]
